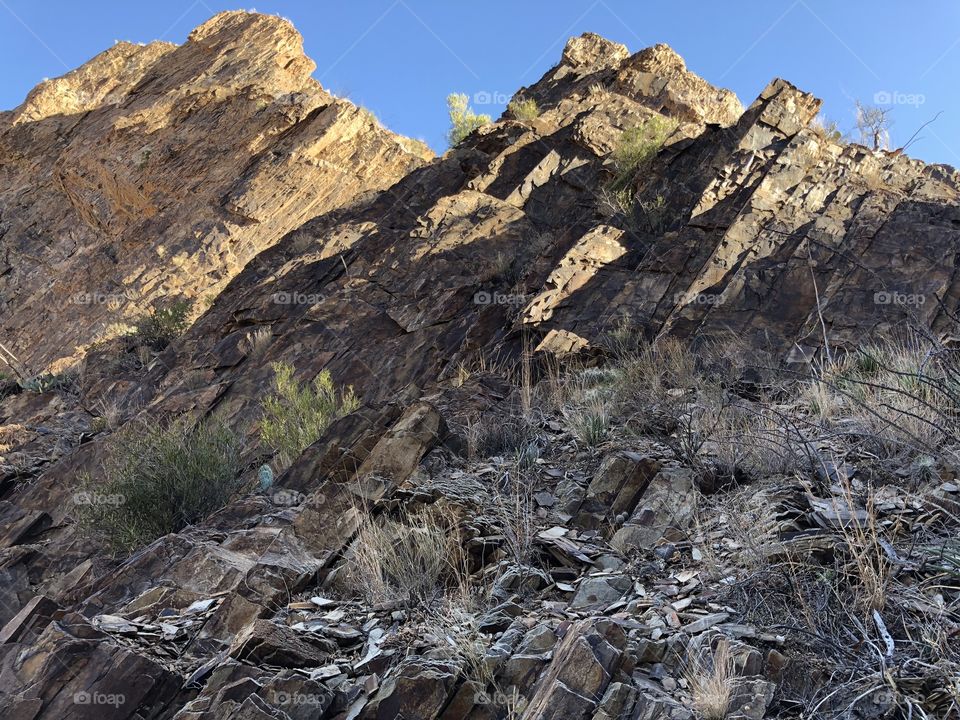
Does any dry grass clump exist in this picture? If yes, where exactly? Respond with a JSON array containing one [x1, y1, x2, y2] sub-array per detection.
[[814, 340, 960, 466], [607, 333, 801, 481], [240, 327, 273, 358], [684, 635, 737, 719], [466, 412, 540, 462], [489, 460, 538, 569], [828, 472, 893, 614], [346, 503, 468, 607]]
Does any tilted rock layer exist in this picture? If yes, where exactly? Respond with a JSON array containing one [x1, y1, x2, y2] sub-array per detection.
[[0, 11, 428, 373], [0, 16, 959, 720]]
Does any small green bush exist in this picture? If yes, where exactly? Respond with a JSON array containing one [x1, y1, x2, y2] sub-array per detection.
[[508, 97, 539, 122], [446, 93, 491, 147], [76, 417, 242, 552], [610, 115, 678, 189], [19, 372, 75, 394], [259, 362, 359, 467], [134, 300, 192, 349]]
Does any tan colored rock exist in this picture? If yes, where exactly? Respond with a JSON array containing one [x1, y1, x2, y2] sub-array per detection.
[[0, 11, 429, 373]]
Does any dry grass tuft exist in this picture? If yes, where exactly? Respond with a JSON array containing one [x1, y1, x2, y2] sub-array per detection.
[[346, 503, 467, 607], [685, 635, 737, 719]]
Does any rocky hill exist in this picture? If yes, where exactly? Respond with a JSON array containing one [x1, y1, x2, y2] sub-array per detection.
[[0, 11, 429, 374], [1, 13, 959, 720]]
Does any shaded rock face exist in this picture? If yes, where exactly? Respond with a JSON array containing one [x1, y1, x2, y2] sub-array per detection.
[[1, 13, 960, 720], [0, 11, 428, 372]]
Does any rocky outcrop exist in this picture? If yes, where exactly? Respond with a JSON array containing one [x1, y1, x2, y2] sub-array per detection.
[[0, 11, 428, 373], [1, 10, 959, 720]]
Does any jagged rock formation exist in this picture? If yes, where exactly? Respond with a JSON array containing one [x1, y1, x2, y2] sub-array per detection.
[[0, 11, 429, 373], [1, 15, 959, 720]]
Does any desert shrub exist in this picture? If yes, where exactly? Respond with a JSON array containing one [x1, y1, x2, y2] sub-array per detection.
[[134, 299, 192, 349], [19, 371, 75, 394], [346, 504, 466, 606], [812, 114, 844, 142], [507, 97, 539, 122], [610, 115, 678, 189], [446, 93, 492, 146], [259, 362, 359, 468], [75, 417, 242, 552]]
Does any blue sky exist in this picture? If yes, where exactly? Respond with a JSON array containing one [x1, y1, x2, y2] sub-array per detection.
[[1, 1, 958, 164]]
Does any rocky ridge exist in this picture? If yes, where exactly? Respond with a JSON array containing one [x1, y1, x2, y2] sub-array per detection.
[[0, 15, 959, 720], [0, 11, 429, 373]]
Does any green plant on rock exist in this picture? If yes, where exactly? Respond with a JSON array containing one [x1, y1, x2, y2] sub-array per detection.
[[609, 115, 678, 193], [19, 372, 75, 394], [507, 97, 539, 122], [75, 417, 243, 553], [446, 93, 492, 147], [259, 362, 359, 468], [133, 299, 193, 350]]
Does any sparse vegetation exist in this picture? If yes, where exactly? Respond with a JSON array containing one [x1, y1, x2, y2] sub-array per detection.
[[610, 115, 678, 189], [19, 371, 76, 394], [75, 417, 242, 552], [346, 504, 467, 607], [446, 93, 492, 146], [507, 96, 539, 122], [466, 412, 540, 460], [240, 327, 272, 359], [133, 299, 193, 350], [855, 100, 892, 150], [812, 114, 845, 142], [357, 105, 381, 127], [259, 362, 359, 468], [684, 635, 737, 719], [602, 116, 678, 227], [398, 136, 433, 159]]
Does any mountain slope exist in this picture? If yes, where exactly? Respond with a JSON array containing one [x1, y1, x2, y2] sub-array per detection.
[[0, 11, 429, 373], [0, 17, 958, 720]]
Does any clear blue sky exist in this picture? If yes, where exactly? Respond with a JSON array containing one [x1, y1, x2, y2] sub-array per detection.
[[1, 1, 958, 164]]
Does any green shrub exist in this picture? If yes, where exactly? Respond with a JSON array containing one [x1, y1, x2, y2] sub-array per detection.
[[134, 300, 192, 349], [610, 115, 678, 189], [507, 97, 539, 122], [19, 372, 75, 394], [259, 362, 359, 467], [446, 93, 491, 147], [76, 417, 243, 552]]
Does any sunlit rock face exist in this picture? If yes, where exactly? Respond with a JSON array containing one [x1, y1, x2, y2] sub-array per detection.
[[0, 11, 429, 372]]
